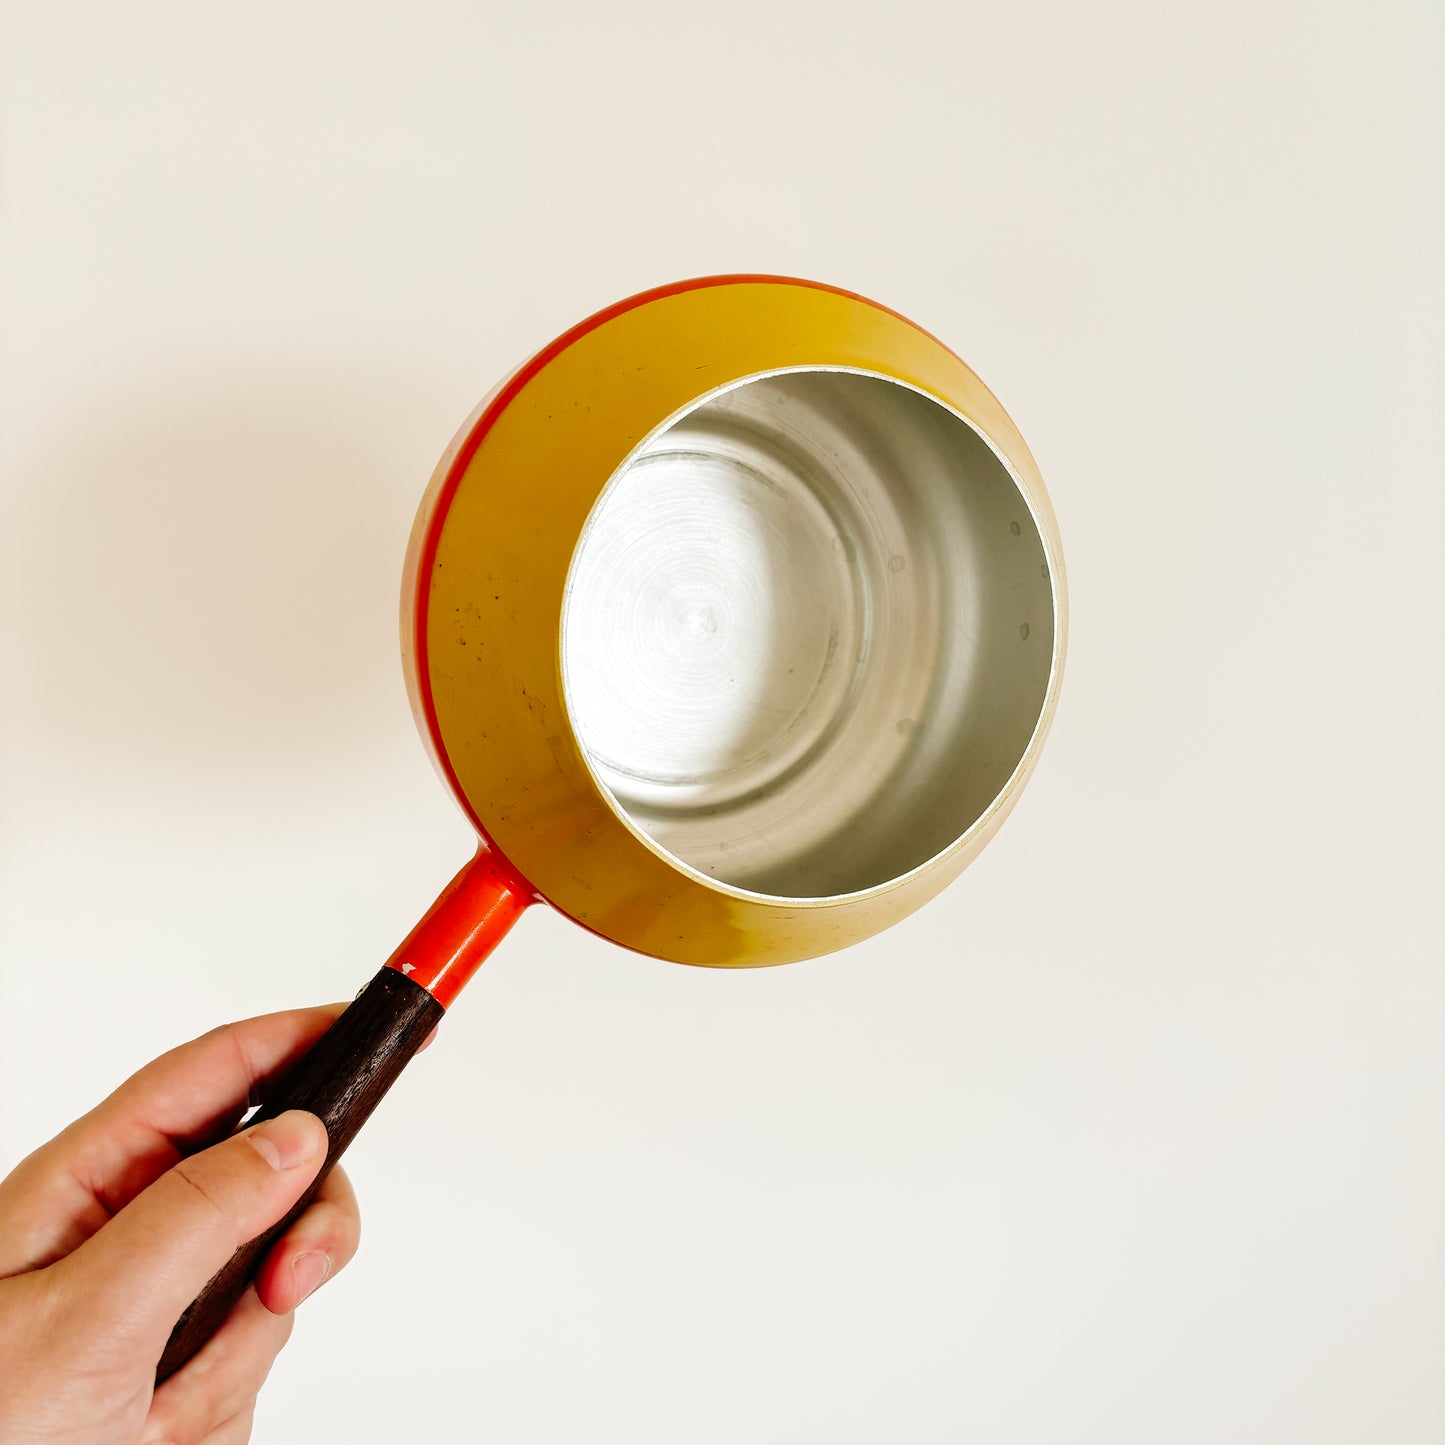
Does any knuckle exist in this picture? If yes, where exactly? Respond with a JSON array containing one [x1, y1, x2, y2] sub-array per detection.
[[222, 1024, 264, 1109], [196, 1319, 293, 1436], [333, 1193, 362, 1243], [282, 1211, 359, 1274], [167, 1158, 237, 1229], [242, 1317, 293, 1399]]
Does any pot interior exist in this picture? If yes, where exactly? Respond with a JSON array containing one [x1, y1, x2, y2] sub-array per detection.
[[562, 368, 1055, 899]]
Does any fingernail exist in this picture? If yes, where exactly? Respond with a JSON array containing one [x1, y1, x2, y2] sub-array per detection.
[[291, 1250, 332, 1305], [247, 1111, 323, 1172]]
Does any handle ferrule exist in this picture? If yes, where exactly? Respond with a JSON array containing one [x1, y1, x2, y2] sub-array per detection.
[[384, 844, 532, 1007]]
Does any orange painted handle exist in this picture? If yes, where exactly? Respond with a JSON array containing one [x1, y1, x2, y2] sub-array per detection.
[[383, 844, 534, 1008]]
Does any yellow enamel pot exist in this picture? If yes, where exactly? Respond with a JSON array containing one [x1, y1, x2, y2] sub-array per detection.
[[402, 272, 1067, 976]]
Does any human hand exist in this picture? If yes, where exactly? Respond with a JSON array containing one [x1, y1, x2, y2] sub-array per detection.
[[0, 1006, 362, 1445]]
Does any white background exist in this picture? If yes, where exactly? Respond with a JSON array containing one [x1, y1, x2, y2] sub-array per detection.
[[2, 3, 1442, 1441]]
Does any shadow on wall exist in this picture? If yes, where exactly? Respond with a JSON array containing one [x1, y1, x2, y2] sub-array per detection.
[[16, 357, 426, 803]]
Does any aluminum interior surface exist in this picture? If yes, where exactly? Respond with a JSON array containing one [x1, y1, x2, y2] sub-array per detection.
[[561, 367, 1056, 901]]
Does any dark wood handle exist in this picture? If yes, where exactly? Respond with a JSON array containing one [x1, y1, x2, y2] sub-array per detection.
[[156, 967, 444, 1382]]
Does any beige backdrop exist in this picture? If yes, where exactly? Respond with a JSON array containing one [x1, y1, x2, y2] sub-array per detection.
[[2, 2, 1442, 1441]]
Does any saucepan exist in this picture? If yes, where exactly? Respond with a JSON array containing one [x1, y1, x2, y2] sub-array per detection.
[[158, 273, 1068, 1378]]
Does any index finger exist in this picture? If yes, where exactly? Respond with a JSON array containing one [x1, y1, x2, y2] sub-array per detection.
[[0, 1004, 345, 1274], [102, 1004, 348, 1142]]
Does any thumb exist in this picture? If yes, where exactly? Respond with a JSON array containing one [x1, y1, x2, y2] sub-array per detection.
[[55, 1110, 327, 1348]]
